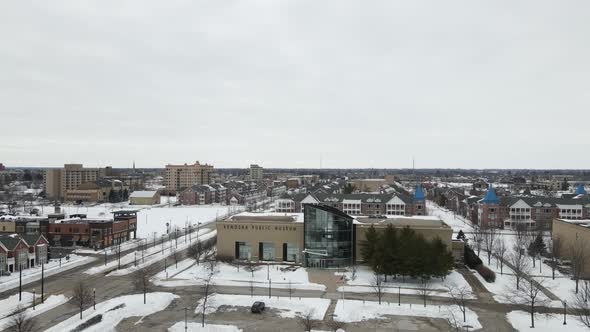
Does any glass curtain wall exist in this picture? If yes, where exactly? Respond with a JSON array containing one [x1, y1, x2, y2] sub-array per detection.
[[304, 204, 354, 268]]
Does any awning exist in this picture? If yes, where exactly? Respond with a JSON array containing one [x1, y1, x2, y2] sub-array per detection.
[[52, 235, 61, 241], [72, 236, 80, 242]]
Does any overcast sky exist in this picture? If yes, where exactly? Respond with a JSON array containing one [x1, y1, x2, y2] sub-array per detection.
[[1, 1, 589, 169]]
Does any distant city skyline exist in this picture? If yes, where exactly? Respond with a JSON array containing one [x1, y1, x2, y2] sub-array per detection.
[[1, 1, 589, 169]]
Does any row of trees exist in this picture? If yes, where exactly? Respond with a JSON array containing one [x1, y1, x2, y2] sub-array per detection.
[[108, 188, 129, 203], [361, 225, 454, 281]]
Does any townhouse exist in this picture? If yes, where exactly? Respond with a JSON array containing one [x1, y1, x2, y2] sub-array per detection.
[[0, 234, 49, 274]]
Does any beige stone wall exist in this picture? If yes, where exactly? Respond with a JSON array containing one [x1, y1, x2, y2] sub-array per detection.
[[552, 219, 590, 278], [354, 224, 453, 263], [44, 169, 62, 199], [216, 221, 304, 262], [0, 221, 16, 233]]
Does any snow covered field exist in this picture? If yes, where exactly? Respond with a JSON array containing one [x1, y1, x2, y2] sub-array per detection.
[[335, 266, 473, 298], [506, 310, 588, 331], [45, 292, 178, 332], [153, 260, 325, 291], [169, 322, 243, 332], [0, 295, 69, 330], [0, 292, 36, 319], [85, 229, 214, 276], [333, 299, 482, 329], [427, 201, 474, 232], [0, 254, 95, 292], [199, 294, 330, 320]]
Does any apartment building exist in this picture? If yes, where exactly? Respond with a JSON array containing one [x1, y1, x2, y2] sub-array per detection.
[[44, 164, 105, 199], [164, 161, 215, 191], [249, 164, 263, 180], [0, 234, 49, 274], [476, 185, 590, 230], [275, 186, 426, 217]]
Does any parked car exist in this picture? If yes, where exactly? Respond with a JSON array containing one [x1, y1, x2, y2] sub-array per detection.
[[251, 301, 265, 313]]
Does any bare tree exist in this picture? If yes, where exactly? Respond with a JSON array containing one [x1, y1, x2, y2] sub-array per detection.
[[72, 280, 93, 320], [472, 226, 484, 257], [445, 309, 462, 332], [510, 238, 530, 290], [445, 284, 473, 322], [198, 259, 219, 327], [508, 276, 550, 328], [495, 238, 508, 275], [371, 273, 385, 304], [188, 241, 204, 265], [244, 260, 261, 278], [297, 309, 319, 332], [570, 238, 589, 294], [482, 226, 498, 265], [249, 276, 254, 297], [573, 282, 590, 328], [6, 305, 35, 332], [418, 277, 433, 307], [136, 268, 150, 304], [548, 237, 562, 280], [326, 317, 346, 332]]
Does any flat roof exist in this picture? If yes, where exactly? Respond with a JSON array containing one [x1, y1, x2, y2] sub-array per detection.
[[355, 215, 450, 228], [225, 212, 304, 223], [557, 218, 590, 228]]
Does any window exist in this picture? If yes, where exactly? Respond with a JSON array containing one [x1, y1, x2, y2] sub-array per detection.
[[0, 254, 5, 272], [261, 242, 275, 261], [286, 244, 299, 262], [237, 241, 251, 260]]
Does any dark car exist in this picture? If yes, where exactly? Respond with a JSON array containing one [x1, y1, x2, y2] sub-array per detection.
[[251, 301, 265, 313]]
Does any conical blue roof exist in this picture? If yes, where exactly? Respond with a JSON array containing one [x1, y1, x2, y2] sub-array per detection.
[[482, 184, 499, 204], [576, 184, 587, 195], [414, 185, 425, 201]]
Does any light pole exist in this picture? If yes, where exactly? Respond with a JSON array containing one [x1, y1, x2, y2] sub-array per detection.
[[161, 234, 165, 254], [33, 288, 36, 310], [93, 288, 96, 310], [18, 265, 22, 301], [134, 251, 137, 267], [563, 301, 567, 325], [104, 249, 107, 266], [268, 279, 271, 298], [184, 307, 188, 331], [398, 286, 401, 306], [41, 262, 45, 303], [175, 228, 178, 248]]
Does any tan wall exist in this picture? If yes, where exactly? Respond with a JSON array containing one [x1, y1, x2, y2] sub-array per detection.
[[130, 195, 160, 205], [552, 219, 590, 278], [44, 169, 62, 199], [216, 221, 304, 262], [0, 221, 16, 233], [354, 224, 453, 263]]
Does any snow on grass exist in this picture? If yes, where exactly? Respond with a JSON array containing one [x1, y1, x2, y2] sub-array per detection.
[[506, 310, 588, 331], [199, 294, 329, 320], [335, 266, 472, 298], [0, 294, 70, 330], [427, 201, 474, 232], [154, 261, 325, 291], [45, 292, 178, 332], [85, 229, 214, 276], [0, 292, 36, 319], [168, 322, 243, 332], [0, 254, 95, 292], [334, 299, 482, 330]]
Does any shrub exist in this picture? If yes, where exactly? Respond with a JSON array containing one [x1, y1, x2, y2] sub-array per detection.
[[475, 264, 496, 283], [464, 246, 482, 269], [71, 314, 102, 332]]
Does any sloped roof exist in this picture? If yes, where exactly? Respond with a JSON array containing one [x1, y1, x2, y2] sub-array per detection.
[[414, 185, 425, 201], [482, 185, 499, 204]]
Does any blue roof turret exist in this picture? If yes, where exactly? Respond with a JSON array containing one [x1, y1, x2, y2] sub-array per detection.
[[482, 184, 499, 204]]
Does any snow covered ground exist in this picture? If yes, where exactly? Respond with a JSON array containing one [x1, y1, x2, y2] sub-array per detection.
[[153, 260, 325, 291], [0, 292, 36, 319], [427, 201, 474, 233], [335, 266, 473, 298], [85, 229, 214, 276], [199, 294, 329, 320], [0, 294, 69, 330], [168, 322, 243, 332], [333, 299, 482, 330], [45, 292, 178, 332], [0, 254, 95, 292], [506, 310, 588, 331]]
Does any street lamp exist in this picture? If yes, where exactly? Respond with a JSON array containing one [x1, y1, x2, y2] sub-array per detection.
[[184, 307, 188, 331], [33, 288, 36, 310], [563, 300, 567, 325], [93, 288, 96, 310]]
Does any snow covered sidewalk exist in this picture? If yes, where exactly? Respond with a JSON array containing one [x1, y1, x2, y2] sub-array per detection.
[[0, 292, 36, 319], [169, 322, 243, 332], [334, 299, 482, 330], [0, 254, 95, 292], [0, 294, 70, 330], [45, 292, 178, 332], [198, 294, 329, 320], [153, 261, 326, 291]]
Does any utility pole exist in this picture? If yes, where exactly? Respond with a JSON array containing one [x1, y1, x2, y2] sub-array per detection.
[[19, 265, 22, 301], [41, 262, 45, 303]]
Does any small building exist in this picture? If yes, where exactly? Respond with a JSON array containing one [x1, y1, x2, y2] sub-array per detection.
[[129, 190, 161, 205]]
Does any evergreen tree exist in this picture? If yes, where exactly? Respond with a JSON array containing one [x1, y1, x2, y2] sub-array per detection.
[[456, 230, 466, 240], [381, 225, 399, 279], [123, 188, 129, 200], [108, 190, 116, 203], [360, 225, 379, 264]]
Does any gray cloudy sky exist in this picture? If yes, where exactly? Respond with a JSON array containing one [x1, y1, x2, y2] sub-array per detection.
[[1, 1, 589, 169]]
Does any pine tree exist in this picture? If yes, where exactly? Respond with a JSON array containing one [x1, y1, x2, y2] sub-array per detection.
[[123, 188, 129, 200], [361, 225, 379, 266]]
